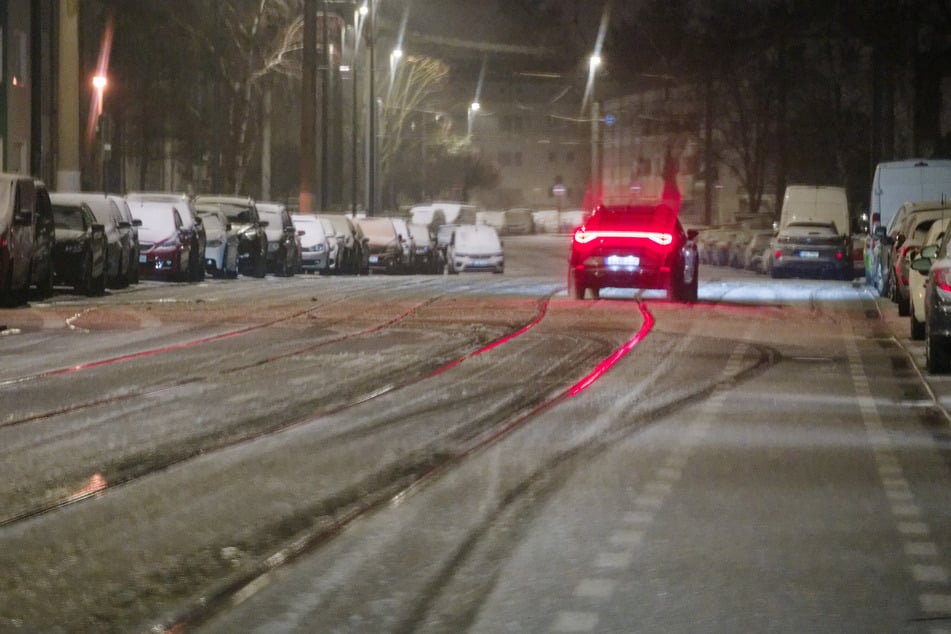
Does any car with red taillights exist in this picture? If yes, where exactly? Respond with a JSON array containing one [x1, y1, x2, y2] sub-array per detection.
[[567, 203, 698, 302], [128, 201, 192, 281], [920, 226, 951, 372]]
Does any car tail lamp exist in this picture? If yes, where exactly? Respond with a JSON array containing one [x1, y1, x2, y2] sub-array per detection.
[[573, 228, 673, 246], [935, 267, 951, 293]]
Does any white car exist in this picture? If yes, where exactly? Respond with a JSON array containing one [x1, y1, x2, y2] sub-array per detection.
[[909, 217, 951, 339], [446, 224, 504, 274], [292, 214, 330, 273], [195, 208, 238, 278]]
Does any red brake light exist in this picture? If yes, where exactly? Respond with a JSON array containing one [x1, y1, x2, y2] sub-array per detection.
[[573, 228, 673, 246], [935, 268, 951, 292]]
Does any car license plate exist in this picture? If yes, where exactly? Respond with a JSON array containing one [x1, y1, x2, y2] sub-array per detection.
[[139, 255, 148, 264], [799, 251, 820, 259], [606, 255, 639, 267], [473, 260, 488, 266], [369, 255, 378, 264]]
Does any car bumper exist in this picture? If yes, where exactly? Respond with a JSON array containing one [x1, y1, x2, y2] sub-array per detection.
[[451, 254, 504, 273], [301, 252, 328, 270], [772, 256, 849, 278], [574, 263, 668, 290]]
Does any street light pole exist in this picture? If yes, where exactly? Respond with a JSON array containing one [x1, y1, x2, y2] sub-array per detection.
[[366, 0, 376, 216]]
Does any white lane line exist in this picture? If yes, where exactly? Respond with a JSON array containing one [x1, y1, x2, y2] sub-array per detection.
[[551, 611, 599, 632], [608, 530, 644, 547], [844, 321, 951, 616], [573, 578, 616, 599], [595, 551, 634, 569], [623, 510, 654, 525]]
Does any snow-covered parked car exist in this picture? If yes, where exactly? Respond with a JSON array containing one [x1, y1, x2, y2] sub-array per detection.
[[446, 224, 504, 274]]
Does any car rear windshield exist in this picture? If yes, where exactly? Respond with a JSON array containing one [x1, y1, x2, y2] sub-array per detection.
[[134, 204, 178, 235], [198, 213, 224, 234], [205, 202, 255, 224], [358, 218, 397, 241], [589, 204, 677, 231]]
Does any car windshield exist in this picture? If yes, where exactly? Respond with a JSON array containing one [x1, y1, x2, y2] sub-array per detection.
[[408, 223, 431, 244], [132, 204, 178, 236], [206, 202, 254, 224], [784, 222, 836, 237], [455, 225, 501, 252], [358, 218, 397, 241], [259, 210, 281, 229], [52, 205, 85, 231], [198, 213, 224, 234]]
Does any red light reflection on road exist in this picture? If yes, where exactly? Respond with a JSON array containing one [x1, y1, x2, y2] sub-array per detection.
[[66, 473, 107, 503], [570, 302, 654, 396]]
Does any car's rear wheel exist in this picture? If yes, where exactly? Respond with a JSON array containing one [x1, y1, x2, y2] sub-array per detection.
[[911, 303, 926, 340], [567, 269, 585, 300], [927, 323, 950, 373]]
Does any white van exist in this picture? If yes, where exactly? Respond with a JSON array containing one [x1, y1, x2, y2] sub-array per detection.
[[779, 185, 850, 235], [866, 159, 951, 293]]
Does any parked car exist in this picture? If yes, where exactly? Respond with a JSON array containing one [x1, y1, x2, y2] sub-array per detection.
[[743, 230, 774, 272], [257, 202, 299, 276], [447, 224, 505, 275], [567, 203, 697, 301], [109, 195, 142, 285], [50, 193, 129, 289], [194, 206, 239, 278], [292, 214, 330, 274], [0, 175, 51, 305], [349, 216, 370, 275], [504, 208, 535, 235], [354, 216, 402, 273], [318, 216, 341, 272], [727, 229, 754, 268], [909, 218, 951, 339], [770, 222, 851, 280], [192, 195, 267, 278], [127, 192, 205, 281], [893, 209, 951, 316], [918, 226, 951, 372], [390, 217, 415, 273], [408, 222, 439, 274], [318, 214, 361, 274], [30, 180, 56, 297], [129, 201, 192, 281], [50, 198, 107, 295]]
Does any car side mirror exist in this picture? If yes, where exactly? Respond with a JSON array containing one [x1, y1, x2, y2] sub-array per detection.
[[118, 221, 131, 229], [874, 225, 887, 240], [91, 223, 105, 236], [226, 223, 232, 231], [194, 217, 203, 225], [687, 229, 699, 241], [259, 220, 269, 228], [133, 219, 143, 227], [284, 226, 296, 234]]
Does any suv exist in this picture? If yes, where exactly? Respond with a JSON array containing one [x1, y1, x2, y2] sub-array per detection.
[[568, 202, 698, 302], [0, 174, 53, 305], [193, 195, 268, 278], [127, 192, 205, 281], [256, 202, 299, 276]]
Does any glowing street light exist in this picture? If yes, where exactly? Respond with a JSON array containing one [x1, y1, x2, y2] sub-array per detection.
[[589, 54, 602, 72], [470, 101, 481, 113], [92, 74, 107, 116]]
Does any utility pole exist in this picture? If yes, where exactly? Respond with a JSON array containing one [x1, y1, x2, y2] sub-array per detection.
[[367, 0, 376, 215], [320, 0, 330, 212], [300, 0, 317, 213]]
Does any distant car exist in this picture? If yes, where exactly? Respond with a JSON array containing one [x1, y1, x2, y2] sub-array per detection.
[[354, 217, 401, 273], [567, 203, 697, 302], [920, 227, 951, 372], [504, 208, 535, 235], [127, 192, 205, 281], [408, 222, 438, 274], [892, 208, 951, 316], [318, 214, 360, 274], [257, 202, 299, 276], [50, 199, 107, 295], [909, 218, 950, 340], [129, 201, 192, 281], [770, 222, 850, 280], [447, 224, 505, 275], [292, 214, 330, 274], [194, 207, 238, 278], [30, 180, 56, 297], [390, 217, 415, 273], [109, 195, 141, 285], [743, 230, 774, 272], [50, 193, 129, 289], [193, 195, 268, 278]]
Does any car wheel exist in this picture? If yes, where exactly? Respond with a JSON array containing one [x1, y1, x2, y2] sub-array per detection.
[[897, 293, 910, 317], [37, 263, 54, 298], [252, 250, 267, 278], [567, 269, 585, 300], [911, 303, 925, 340], [927, 323, 951, 373]]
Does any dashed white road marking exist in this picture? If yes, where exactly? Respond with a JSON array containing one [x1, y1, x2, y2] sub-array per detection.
[[573, 578, 616, 599], [551, 611, 599, 632], [595, 551, 633, 569], [912, 565, 949, 584], [906, 542, 940, 557]]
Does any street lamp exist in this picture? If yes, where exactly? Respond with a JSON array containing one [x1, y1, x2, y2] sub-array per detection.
[[92, 74, 108, 190], [467, 101, 480, 139], [92, 74, 107, 116]]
